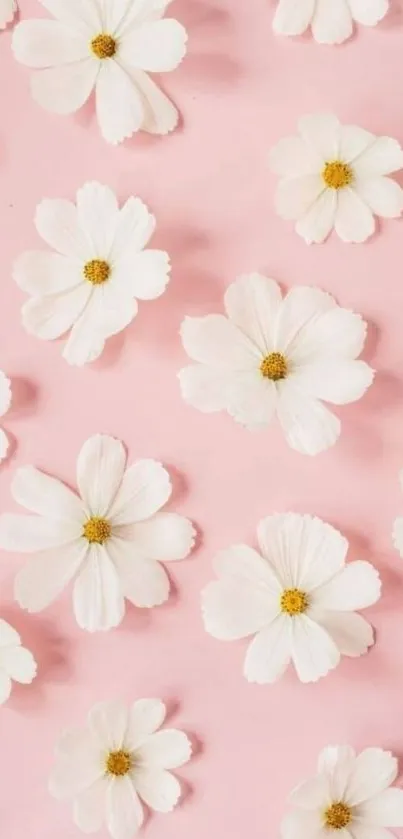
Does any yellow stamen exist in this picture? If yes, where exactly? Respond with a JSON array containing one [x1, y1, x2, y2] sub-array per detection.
[[106, 750, 132, 777], [83, 517, 111, 545], [280, 588, 308, 616], [260, 352, 288, 381], [83, 259, 110, 285], [322, 161, 354, 190], [324, 802, 352, 830], [91, 33, 117, 60]]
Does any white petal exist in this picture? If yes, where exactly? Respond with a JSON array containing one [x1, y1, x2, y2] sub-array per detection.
[[181, 314, 259, 368], [226, 372, 277, 430], [12, 20, 88, 67], [287, 306, 368, 366], [348, 0, 388, 23], [131, 69, 179, 135], [136, 730, 191, 768], [353, 137, 403, 177], [0, 513, 81, 552], [96, 61, 144, 145], [276, 381, 340, 456], [335, 188, 375, 243], [39, 0, 101, 31], [108, 538, 170, 607], [12, 465, 83, 521], [15, 540, 88, 612], [49, 747, 102, 800], [318, 745, 355, 798], [110, 197, 156, 261], [0, 0, 15, 29], [257, 513, 348, 590], [22, 285, 91, 341], [359, 789, 403, 826], [0, 429, 9, 463], [119, 19, 187, 72], [13, 251, 83, 296], [127, 699, 166, 751], [73, 545, 125, 631], [113, 250, 170, 300], [88, 700, 128, 751], [296, 189, 337, 244], [311, 0, 353, 43], [298, 114, 340, 160], [76, 182, 119, 258], [0, 671, 12, 704], [281, 809, 325, 839], [347, 749, 398, 806], [355, 177, 403, 218], [313, 561, 381, 611], [273, 0, 315, 36], [0, 646, 37, 684], [134, 768, 180, 812], [269, 136, 320, 177], [0, 619, 20, 647], [31, 60, 98, 115], [350, 825, 393, 839], [290, 360, 374, 405], [224, 273, 282, 354], [109, 460, 171, 525], [74, 777, 108, 834], [314, 611, 374, 657], [106, 777, 144, 839], [0, 371, 11, 417], [35, 197, 88, 260], [105, 0, 140, 31], [178, 364, 232, 413], [392, 517, 403, 557], [62, 290, 137, 366], [276, 285, 335, 357], [77, 434, 126, 518], [244, 615, 291, 684], [275, 176, 324, 220], [289, 774, 330, 809], [291, 615, 340, 682], [339, 126, 374, 163], [124, 513, 195, 560], [213, 542, 282, 590]]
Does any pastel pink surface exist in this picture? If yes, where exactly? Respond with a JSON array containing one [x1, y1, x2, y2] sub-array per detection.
[[1, 0, 403, 837]]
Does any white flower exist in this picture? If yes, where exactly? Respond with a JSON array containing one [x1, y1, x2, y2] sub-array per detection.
[[12, 0, 187, 144], [0, 0, 16, 29], [49, 699, 191, 839], [0, 371, 11, 462], [269, 113, 403, 243], [13, 182, 170, 366], [282, 745, 403, 839], [392, 469, 403, 557], [202, 513, 381, 684], [273, 0, 388, 44], [0, 618, 37, 703], [0, 434, 195, 632], [179, 273, 373, 456]]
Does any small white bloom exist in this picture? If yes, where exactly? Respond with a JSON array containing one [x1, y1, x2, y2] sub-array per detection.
[[13, 181, 171, 366], [0, 434, 195, 632], [392, 469, 403, 557], [273, 0, 388, 44], [0, 618, 37, 703], [0, 371, 11, 462], [0, 0, 16, 29], [202, 513, 381, 684], [269, 113, 403, 243], [282, 745, 403, 839], [49, 699, 192, 839], [12, 0, 187, 144], [179, 273, 373, 456]]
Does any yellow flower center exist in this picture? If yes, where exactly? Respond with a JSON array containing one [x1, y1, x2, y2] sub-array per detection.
[[83, 517, 111, 544], [280, 588, 308, 616], [83, 259, 111, 285], [324, 802, 352, 830], [322, 160, 354, 190], [260, 352, 288, 381], [91, 33, 117, 60], [106, 750, 132, 777]]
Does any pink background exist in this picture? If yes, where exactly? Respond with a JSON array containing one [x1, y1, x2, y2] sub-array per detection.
[[1, 0, 403, 836]]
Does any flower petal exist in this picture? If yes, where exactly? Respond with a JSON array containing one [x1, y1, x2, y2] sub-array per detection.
[[244, 615, 291, 683], [311, 0, 353, 43], [224, 273, 282, 355], [119, 19, 187, 72], [22, 284, 91, 341], [96, 61, 144, 145], [0, 670, 12, 704], [0, 371, 11, 417], [62, 290, 137, 366], [334, 188, 375, 243], [354, 137, 403, 177], [281, 809, 326, 839], [291, 615, 340, 683], [110, 197, 156, 260], [276, 380, 340, 456], [275, 176, 324, 220], [40, 0, 101, 31], [35, 197, 89, 260], [0, 514, 81, 552], [134, 768, 181, 812], [15, 540, 88, 612], [73, 545, 125, 631], [178, 364, 232, 413], [131, 69, 179, 135], [77, 434, 126, 518], [106, 777, 144, 839], [113, 250, 170, 300], [359, 789, 403, 827], [49, 746, 103, 800], [12, 465, 84, 521], [347, 749, 398, 806], [127, 699, 166, 751], [289, 774, 330, 809], [290, 360, 374, 405], [313, 561, 381, 611], [74, 777, 108, 834], [355, 177, 403, 218], [0, 428, 9, 463], [0, 646, 37, 684], [213, 542, 282, 590], [88, 700, 128, 751], [287, 306, 368, 366], [295, 189, 337, 244], [0, 619, 20, 647], [181, 314, 259, 369], [108, 538, 170, 607], [76, 181, 119, 259], [226, 372, 277, 430], [348, 0, 388, 23], [136, 730, 191, 769], [13, 251, 83, 296], [124, 513, 195, 561], [350, 825, 393, 839], [109, 460, 171, 525], [269, 136, 320, 177], [0, 0, 16, 29], [298, 114, 340, 160], [313, 611, 374, 657], [272, 0, 315, 36], [318, 745, 355, 799], [31, 60, 99, 115], [276, 285, 335, 357], [339, 126, 374, 163], [12, 20, 88, 68]]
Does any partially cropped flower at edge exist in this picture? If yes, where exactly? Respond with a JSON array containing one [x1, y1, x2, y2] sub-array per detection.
[[0, 0, 16, 29], [273, 0, 389, 44], [0, 618, 37, 703]]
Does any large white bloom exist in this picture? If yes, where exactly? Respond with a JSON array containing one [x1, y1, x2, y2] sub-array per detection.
[[0, 618, 37, 703], [269, 114, 403, 243], [282, 745, 403, 839], [273, 0, 388, 44], [0, 371, 11, 462], [0, 434, 195, 632], [0, 0, 16, 29], [13, 181, 170, 366], [202, 514, 381, 684], [12, 0, 187, 144], [49, 699, 192, 839], [179, 273, 373, 456]]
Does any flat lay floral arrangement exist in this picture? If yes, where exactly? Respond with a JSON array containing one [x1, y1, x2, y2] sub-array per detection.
[[1, 0, 403, 838]]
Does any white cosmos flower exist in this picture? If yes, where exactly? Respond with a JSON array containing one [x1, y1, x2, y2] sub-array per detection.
[[49, 699, 192, 839], [202, 514, 381, 684], [12, 0, 187, 144], [269, 113, 403, 244], [0, 371, 11, 462], [392, 469, 403, 557], [0, 0, 16, 29], [179, 273, 373, 456], [273, 0, 388, 44], [0, 434, 195, 632], [0, 618, 37, 703], [13, 181, 170, 366], [282, 745, 403, 839]]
